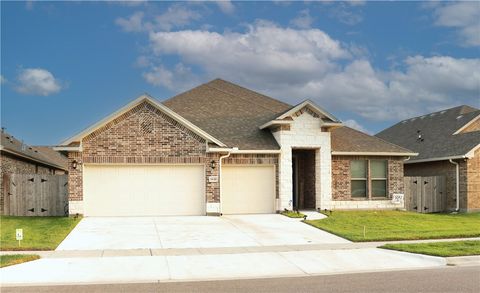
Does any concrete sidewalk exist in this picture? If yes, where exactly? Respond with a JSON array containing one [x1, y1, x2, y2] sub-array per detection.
[[0, 248, 446, 286], [2, 237, 479, 258]]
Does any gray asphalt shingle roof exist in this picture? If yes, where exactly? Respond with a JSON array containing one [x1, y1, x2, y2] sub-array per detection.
[[376, 105, 480, 162], [163, 79, 412, 155], [1, 131, 68, 170]]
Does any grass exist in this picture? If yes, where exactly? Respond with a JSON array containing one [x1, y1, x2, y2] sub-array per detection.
[[0, 254, 40, 268], [381, 240, 480, 257], [0, 216, 81, 251], [281, 210, 306, 218], [305, 210, 480, 242]]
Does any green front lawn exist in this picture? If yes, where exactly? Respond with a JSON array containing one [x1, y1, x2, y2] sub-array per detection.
[[0, 254, 40, 268], [281, 210, 306, 218], [0, 216, 81, 251], [381, 240, 480, 257], [305, 211, 480, 242]]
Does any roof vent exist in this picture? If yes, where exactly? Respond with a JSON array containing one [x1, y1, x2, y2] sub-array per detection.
[[410, 118, 417, 122], [440, 111, 446, 114], [416, 130, 424, 142], [430, 113, 436, 117], [456, 115, 463, 120], [401, 120, 407, 124], [420, 116, 426, 119]]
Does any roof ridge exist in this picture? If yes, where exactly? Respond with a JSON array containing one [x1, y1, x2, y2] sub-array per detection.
[[204, 82, 288, 115], [208, 78, 292, 108], [399, 105, 478, 122]]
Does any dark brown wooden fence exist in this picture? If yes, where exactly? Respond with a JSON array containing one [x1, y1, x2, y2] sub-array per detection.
[[404, 176, 446, 213], [3, 174, 68, 216]]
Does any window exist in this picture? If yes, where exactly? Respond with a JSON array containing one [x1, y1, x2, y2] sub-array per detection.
[[371, 160, 387, 197], [350, 159, 388, 199], [350, 160, 367, 197]]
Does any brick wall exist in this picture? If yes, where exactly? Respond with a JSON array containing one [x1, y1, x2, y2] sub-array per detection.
[[66, 101, 279, 214], [331, 155, 405, 201], [404, 159, 471, 211], [460, 118, 480, 134], [466, 149, 480, 211]]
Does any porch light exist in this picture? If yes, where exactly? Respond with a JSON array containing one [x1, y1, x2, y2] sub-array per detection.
[[72, 160, 78, 170], [210, 160, 217, 170]]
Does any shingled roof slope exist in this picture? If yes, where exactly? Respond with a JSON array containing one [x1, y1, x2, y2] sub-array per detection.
[[1, 131, 68, 170], [163, 79, 292, 149], [376, 105, 480, 162], [331, 126, 414, 154]]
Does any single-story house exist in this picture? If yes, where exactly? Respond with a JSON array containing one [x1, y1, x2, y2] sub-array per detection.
[[1, 129, 68, 214], [55, 79, 416, 216], [376, 105, 480, 212]]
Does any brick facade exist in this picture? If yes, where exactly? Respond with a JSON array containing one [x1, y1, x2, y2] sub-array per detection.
[[66, 101, 280, 215], [331, 155, 405, 201], [404, 151, 480, 212]]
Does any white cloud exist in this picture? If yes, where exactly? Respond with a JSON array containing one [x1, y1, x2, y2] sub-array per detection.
[[216, 1, 235, 14], [109, 1, 146, 7], [431, 2, 480, 47], [15, 68, 63, 96], [115, 11, 144, 32], [132, 21, 478, 123], [25, 1, 34, 10], [343, 119, 369, 134], [116, 5, 201, 32], [329, 3, 364, 25], [290, 9, 314, 29]]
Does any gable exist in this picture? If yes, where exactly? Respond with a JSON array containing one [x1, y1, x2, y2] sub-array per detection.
[[82, 101, 206, 158], [59, 94, 226, 149]]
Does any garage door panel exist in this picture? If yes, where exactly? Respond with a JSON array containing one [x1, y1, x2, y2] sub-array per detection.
[[83, 165, 205, 216], [222, 165, 275, 214]]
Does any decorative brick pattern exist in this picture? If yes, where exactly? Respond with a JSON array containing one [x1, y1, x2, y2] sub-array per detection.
[[331, 155, 405, 201]]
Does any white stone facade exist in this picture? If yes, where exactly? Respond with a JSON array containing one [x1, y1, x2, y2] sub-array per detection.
[[69, 200, 84, 215], [272, 113, 332, 211]]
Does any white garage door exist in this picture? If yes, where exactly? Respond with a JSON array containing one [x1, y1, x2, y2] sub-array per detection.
[[221, 165, 275, 214], [83, 164, 205, 216]]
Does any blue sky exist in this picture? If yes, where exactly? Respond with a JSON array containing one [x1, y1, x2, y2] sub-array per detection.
[[1, 1, 479, 145]]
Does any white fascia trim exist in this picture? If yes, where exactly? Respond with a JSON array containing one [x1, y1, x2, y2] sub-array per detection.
[[404, 155, 469, 164], [331, 151, 418, 156], [465, 143, 480, 158], [207, 147, 281, 154], [53, 146, 83, 152], [60, 94, 227, 147], [259, 120, 291, 130], [322, 122, 343, 128], [276, 100, 340, 122], [453, 114, 480, 135]]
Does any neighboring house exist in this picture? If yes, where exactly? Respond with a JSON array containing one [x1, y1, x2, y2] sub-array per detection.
[[376, 105, 480, 212], [55, 79, 415, 216], [0, 130, 69, 214]]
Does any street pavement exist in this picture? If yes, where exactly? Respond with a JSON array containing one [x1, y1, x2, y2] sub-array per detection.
[[2, 265, 478, 293]]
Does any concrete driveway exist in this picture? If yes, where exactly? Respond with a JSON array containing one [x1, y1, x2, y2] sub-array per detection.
[[56, 214, 349, 250]]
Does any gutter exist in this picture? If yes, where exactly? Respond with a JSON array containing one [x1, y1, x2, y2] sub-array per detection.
[[207, 147, 281, 154], [448, 159, 460, 212], [218, 148, 238, 215]]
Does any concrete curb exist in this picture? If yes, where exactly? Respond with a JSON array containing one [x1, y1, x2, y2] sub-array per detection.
[[446, 255, 480, 266]]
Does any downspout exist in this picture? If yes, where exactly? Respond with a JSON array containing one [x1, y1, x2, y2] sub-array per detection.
[[449, 159, 460, 212], [218, 149, 237, 215]]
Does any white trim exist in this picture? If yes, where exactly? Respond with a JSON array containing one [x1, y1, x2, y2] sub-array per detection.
[[276, 100, 340, 122], [465, 143, 480, 158], [453, 114, 480, 135], [53, 146, 82, 152], [60, 94, 226, 147], [405, 155, 466, 164], [207, 147, 281, 154], [259, 120, 291, 130], [404, 143, 479, 164], [332, 151, 417, 156], [322, 122, 343, 128]]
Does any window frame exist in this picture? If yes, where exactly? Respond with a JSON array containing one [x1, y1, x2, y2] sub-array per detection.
[[350, 160, 368, 198], [350, 159, 389, 199]]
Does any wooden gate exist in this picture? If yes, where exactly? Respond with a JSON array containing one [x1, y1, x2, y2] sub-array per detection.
[[404, 176, 446, 213], [3, 174, 68, 216]]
